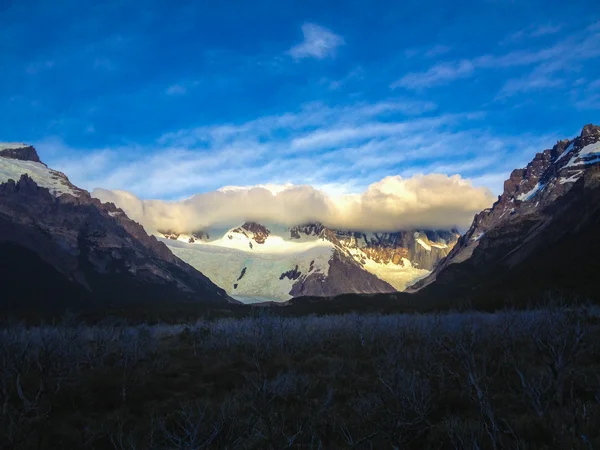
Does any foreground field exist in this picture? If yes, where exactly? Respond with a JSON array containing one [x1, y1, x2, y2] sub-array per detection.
[[2, 304, 600, 449]]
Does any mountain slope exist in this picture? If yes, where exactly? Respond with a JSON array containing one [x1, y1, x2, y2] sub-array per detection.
[[0, 144, 234, 311], [157, 222, 459, 301], [409, 124, 600, 305]]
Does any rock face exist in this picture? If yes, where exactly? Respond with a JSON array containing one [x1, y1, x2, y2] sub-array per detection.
[[410, 124, 600, 304], [232, 222, 270, 244], [328, 228, 459, 272], [156, 221, 459, 301], [0, 143, 43, 164], [0, 146, 234, 311], [288, 251, 396, 298]]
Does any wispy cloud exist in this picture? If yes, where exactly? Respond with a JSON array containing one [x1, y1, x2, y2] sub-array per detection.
[[394, 22, 600, 92], [391, 60, 474, 89], [287, 23, 344, 60], [165, 84, 187, 95], [92, 57, 116, 71], [404, 44, 453, 59], [425, 44, 453, 58], [501, 24, 562, 45], [497, 62, 564, 98], [25, 60, 55, 75], [41, 99, 555, 200], [573, 78, 600, 110]]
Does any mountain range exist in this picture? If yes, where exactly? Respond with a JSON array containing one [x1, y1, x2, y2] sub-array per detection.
[[156, 223, 459, 302], [1, 123, 599, 313]]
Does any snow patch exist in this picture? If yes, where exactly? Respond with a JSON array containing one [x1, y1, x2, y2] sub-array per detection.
[[559, 171, 584, 184], [555, 142, 574, 163], [0, 157, 79, 197], [0, 142, 28, 151], [516, 183, 543, 201], [416, 238, 431, 251], [362, 258, 430, 291], [566, 142, 600, 168]]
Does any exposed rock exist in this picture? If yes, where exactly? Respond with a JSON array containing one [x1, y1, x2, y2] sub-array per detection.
[[280, 265, 302, 280], [233, 222, 270, 244], [289, 251, 395, 297], [0, 145, 43, 164], [157, 229, 181, 240], [292, 225, 459, 271]]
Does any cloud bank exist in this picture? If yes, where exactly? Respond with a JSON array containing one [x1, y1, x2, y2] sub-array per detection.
[[92, 174, 494, 233]]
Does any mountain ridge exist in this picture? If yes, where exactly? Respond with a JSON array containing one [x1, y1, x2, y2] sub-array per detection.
[[157, 220, 459, 301], [404, 124, 600, 304], [0, 144, 236, 311]]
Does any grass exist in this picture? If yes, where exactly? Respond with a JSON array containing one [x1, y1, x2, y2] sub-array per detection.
[[2, 304, 600, 449]]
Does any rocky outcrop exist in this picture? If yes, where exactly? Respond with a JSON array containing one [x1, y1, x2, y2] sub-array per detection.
[[232, 222, 270, 244], [0, 144, 43, 164], [0, 151, 235, 311], [280, 265, 302, 281], [289, 251, 395, 297], [291, 225, 459, 272]]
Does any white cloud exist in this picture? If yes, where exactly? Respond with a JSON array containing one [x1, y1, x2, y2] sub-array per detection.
[[93, 174, 494, 232], [288, 23, 344, 60]]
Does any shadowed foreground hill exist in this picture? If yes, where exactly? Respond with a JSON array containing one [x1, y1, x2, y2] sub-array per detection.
[[0, 144, 235, 313]]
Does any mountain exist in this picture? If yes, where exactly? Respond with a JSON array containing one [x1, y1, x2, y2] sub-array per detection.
[[408, 124, 600, 306], [0, 143, 234, 311], [158, 222, 459, 302]]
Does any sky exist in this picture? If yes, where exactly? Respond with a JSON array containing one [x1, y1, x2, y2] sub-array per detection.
[[1, 0, 600, 209]]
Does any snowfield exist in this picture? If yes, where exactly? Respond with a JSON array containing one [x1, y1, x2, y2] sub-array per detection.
[[361, 258, 429, 291], [163, 233, 334, 301], [0, 142, 28, 151], [161, 225, 435, 302], [0, 156, 79, 197]]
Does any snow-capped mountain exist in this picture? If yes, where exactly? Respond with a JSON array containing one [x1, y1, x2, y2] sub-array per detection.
[[0, 143, 234, 310], [159, 221, 459, 302], [409, 124, 600, 303]]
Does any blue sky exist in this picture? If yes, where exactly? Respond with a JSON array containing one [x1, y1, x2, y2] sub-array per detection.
[[1, 0, 599, 200]]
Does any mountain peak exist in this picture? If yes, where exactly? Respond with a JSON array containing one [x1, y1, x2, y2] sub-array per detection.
[[581, 124, 600, 138], [411, 122, 600, 294], [0, 143, 44, 164]]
